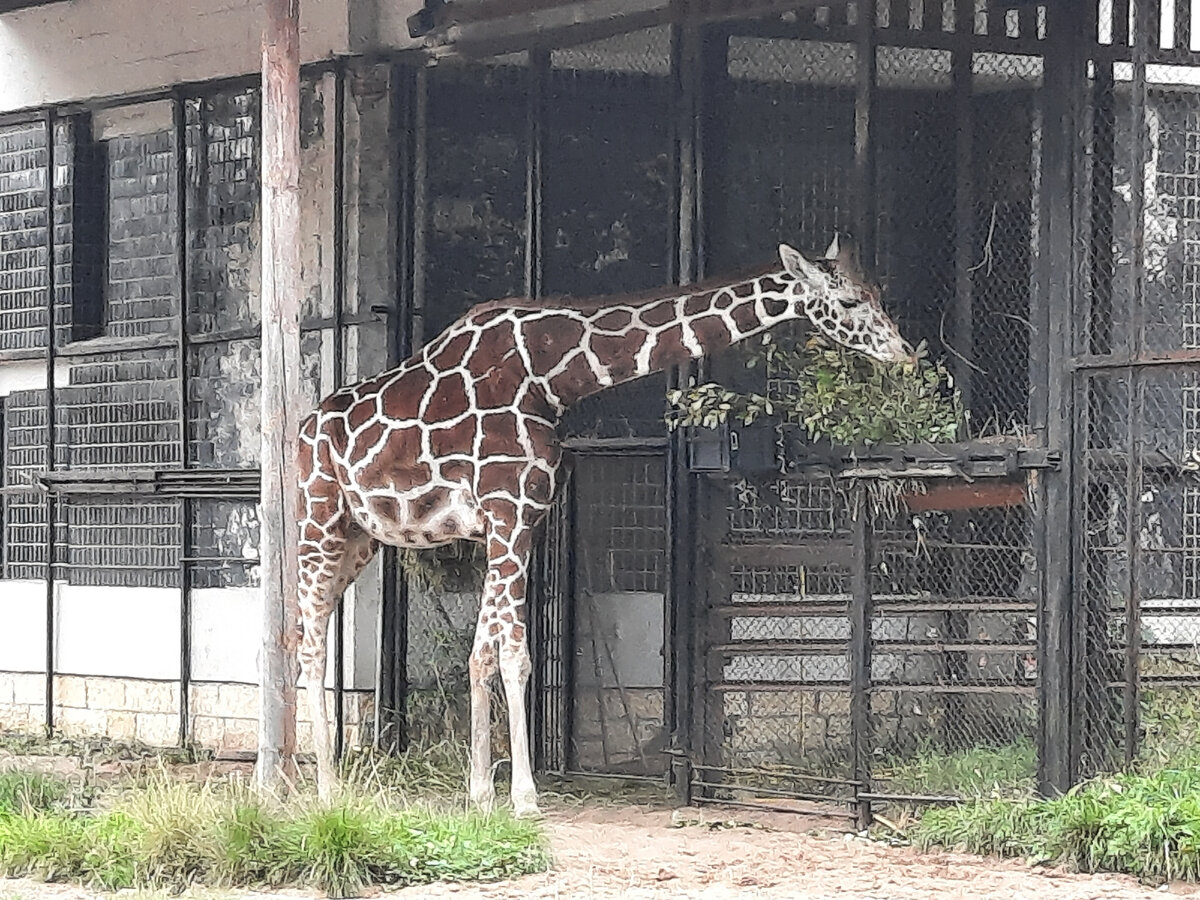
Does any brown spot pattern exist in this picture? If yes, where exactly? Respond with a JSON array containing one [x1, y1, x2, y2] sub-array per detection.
[[523, 318, 586, 377], [430, 418, 476, 457], [479, 412, 521, 457], [426, 372, 471, 420], [431, 331, 473, 369], [640, 301, 675, 327], [593, 308, 633, 330], [381, 368, 434, 421]]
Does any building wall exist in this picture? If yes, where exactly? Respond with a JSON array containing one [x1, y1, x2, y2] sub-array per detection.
[[0, 61, 402, 749], [0, 0, 346, 113]]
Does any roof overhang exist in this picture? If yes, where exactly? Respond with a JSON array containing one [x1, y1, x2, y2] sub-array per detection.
[[0, 0, 70, 13], [406, 0, 850, 59]]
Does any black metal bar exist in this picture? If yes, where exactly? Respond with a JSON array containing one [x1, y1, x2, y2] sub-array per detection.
[[1073, 351, 1200, 370], [708, 681, 1037, 694], [409, 66, 430, 351], [43, 109, 57, 737], [856, 791, 962, 804], [1089, 62, 1116, 357], [1122, 0, 1150, 766], [689, 762, 861, 786], [332, 63, 347, 762], [1177, 0, 1192, 52], [523, 47, 547, 762], [1114, 0, 1131, 45], [689, 796, 858, 818], [525, 49, 547, 301], [853, 0, 878, 274], [952, 16, 974, 413], [174, 94, 193, 748], [690, 779, 851, 805], [665, 20, 706, 806], [848, 486, 873, 830], [562, 459, 579, 769], [1145, 0, 1162, 53], [375, 62, 422, 754], [1033, 0, 1084, 797]]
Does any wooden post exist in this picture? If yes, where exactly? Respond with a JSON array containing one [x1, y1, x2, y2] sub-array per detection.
[[256, 0, 302, 792]]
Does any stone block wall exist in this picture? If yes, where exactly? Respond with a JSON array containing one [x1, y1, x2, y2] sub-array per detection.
[[0, 673, 374, 756]]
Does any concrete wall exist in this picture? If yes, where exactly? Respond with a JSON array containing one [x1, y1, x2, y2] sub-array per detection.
[[0, 0, 429, 114], [0, 0, 346, 112]]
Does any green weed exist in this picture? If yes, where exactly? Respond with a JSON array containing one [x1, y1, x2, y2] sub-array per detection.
[[0, 771, 71, 815], [879, 739, 1037, 799], [912, 760, 1200, 882], [0, 772, 549, 897]]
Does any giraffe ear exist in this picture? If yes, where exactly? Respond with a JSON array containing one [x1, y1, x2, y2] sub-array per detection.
[[779, 243, 824, 284], [824, 234, 840, 259]]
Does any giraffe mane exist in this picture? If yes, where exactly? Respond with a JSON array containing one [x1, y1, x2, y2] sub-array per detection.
[[469, 261, 779, 316]]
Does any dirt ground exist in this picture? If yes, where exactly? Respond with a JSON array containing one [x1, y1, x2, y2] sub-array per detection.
[[3, 752, 1198, 900], [5, 803, 1200, 900]]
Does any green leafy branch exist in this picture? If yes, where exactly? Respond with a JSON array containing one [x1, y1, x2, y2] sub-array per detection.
[[665, 334, 966, 447]]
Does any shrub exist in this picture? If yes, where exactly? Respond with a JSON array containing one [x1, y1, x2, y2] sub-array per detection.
[[0, 774, 549, 898], [913, 761, 1200, 883]]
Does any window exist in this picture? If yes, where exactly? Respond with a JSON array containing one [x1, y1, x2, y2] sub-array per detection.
[[70, 102, 178, 342]]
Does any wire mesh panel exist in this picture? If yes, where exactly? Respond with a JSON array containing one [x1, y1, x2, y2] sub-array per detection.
[[421, 58, 529, 344], [0, 120, 50, 351], [709, 34, 856, 274], [693, 474, 858, 809], [60, 496, 180, 589], [2, 390, 48, 580], [568, 453, 667, 776], [185, 88, 260, 335], [870, 504, 1037, 800], [97, 127, 178, 339], [546, 26, 674, 440]]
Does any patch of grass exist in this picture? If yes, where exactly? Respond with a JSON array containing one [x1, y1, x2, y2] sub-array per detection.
[[0, 774, 549, 897], [879, 739, 1037, 799], [0, 771, 71, 815], [0, 731, 210, 765], [912, 759, 1200, 882]]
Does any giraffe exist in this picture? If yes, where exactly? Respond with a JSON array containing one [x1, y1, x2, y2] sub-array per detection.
[[296, 237, 914, 816]]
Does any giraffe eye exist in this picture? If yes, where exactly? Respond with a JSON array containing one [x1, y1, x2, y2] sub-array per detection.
[[837, 296, 860, 309]]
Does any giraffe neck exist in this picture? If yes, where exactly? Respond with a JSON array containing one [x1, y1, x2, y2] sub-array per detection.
[[546, 270, 805, 409]]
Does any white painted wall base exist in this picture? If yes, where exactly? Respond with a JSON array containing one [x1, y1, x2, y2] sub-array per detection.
[[0, 578, 379, 691]]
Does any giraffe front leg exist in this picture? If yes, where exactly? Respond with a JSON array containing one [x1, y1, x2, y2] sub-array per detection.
[[298, 584, 337, 801], [468, 618, 498, 813], [298, 528, 378, 802], [499, 633, 537, 818]]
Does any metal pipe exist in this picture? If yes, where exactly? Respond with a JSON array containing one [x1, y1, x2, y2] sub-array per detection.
[[174, 93, 193, 748], [525, 49, 547, 301], [848, 486, 873, 829], [332, 63, 347, 763], [42, 110, 58, 737], [690, 779, 850, 805], [852, 0, 878, 274], [689, 796, 858, 819], [1123, 0, 1149, 766]]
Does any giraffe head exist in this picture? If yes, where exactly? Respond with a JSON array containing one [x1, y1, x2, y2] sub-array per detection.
[[776, 236, 914, 364]]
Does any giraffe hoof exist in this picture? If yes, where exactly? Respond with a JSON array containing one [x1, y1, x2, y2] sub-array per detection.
[[470, 787, 496, 815], [512, 792, 541, 819]]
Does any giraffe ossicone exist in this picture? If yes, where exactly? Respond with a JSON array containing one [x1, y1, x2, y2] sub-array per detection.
[[295, 238, 914, 815]]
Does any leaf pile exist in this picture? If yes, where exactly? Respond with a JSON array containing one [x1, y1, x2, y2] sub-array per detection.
[[665, 336, 965, 446]]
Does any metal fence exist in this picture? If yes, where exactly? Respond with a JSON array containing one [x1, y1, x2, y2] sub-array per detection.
[[1, 1, 1200, 821]]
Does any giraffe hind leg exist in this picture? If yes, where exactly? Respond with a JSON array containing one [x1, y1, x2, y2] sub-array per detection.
[[299, 524, 378, 801]]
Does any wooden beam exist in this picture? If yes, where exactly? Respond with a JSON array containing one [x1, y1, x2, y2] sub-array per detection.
[[257, 0, 302, 792]]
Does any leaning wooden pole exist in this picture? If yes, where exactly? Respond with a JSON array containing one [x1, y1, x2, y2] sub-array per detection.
[[256, 0, 303, 792]]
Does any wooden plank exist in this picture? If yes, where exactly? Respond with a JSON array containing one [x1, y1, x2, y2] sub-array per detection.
[[257, 0, 302, 792], [901, 480, 1027, 511]]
